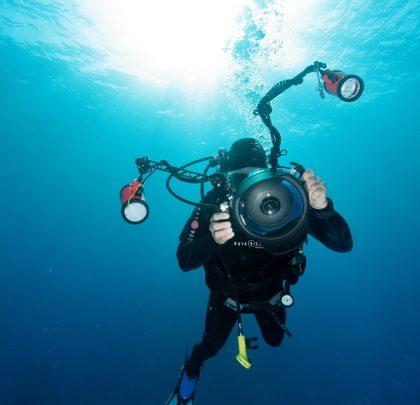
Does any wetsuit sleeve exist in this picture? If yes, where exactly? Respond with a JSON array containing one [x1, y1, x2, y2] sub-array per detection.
[[176, 204, 220, 271], [308, 197, 353, 253]]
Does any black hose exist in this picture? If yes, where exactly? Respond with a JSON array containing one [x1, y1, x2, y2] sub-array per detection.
[[165, 156, 219, 209]]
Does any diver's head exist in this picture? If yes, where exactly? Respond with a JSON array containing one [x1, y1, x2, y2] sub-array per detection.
[[227, 138, 267, 172]]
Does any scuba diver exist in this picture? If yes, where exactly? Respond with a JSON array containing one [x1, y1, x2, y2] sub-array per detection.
[[119, 61, 362, 404], [165, 137, 353, 404]]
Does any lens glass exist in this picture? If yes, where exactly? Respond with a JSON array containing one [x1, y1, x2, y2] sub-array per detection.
[[237, 177, 304, 237], [340, 77, 360, 99], [261, 196, 280, 215], [124, 201, 148, 223]]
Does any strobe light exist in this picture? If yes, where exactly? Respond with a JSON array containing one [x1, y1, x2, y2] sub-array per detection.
[[120, 180, 149, 224], [321, 69, 364, 102]]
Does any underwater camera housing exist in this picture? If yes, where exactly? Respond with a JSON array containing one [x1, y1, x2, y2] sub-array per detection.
[[223, 168, 309, 255], [120, 61, 363, 254]]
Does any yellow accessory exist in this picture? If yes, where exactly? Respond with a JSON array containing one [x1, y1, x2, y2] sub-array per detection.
[[236, 334, 252, 369]]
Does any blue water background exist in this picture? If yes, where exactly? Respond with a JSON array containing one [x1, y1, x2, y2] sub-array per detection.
[[1, 1, 420, 404]]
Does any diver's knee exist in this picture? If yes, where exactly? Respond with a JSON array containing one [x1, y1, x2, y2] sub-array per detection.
[[206, 341, 224, 357], [195, 338, 224, 359], [265, 334, 284, 347]]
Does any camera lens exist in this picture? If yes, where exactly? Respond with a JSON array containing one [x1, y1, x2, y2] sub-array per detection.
[[232, 169, 309, 254], [261, 196, 280, 215]]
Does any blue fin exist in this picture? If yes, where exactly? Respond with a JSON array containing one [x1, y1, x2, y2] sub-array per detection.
[[165, 366, 198, 405]]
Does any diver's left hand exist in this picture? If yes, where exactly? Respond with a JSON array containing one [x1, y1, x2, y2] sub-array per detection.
[[301, 169, 328, 210]]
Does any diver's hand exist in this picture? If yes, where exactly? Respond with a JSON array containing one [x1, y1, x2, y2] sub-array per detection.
[[209, 212, 235, 245], [301, 169, 328, 209]]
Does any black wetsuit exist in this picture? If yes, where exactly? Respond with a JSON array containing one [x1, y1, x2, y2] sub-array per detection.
[[177, 192, 353, 377]]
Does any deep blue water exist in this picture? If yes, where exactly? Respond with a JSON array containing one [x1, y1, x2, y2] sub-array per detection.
[[1, 1, 420, 404]]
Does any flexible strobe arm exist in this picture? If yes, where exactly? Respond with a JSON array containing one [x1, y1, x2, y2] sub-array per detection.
[[254, 62, 327, 169]]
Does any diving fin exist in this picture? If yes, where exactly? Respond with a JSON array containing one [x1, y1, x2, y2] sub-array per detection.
[[165, 365, 198, 405]]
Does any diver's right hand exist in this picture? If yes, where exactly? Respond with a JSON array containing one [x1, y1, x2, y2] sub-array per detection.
[[209, 212, 235, 245]]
